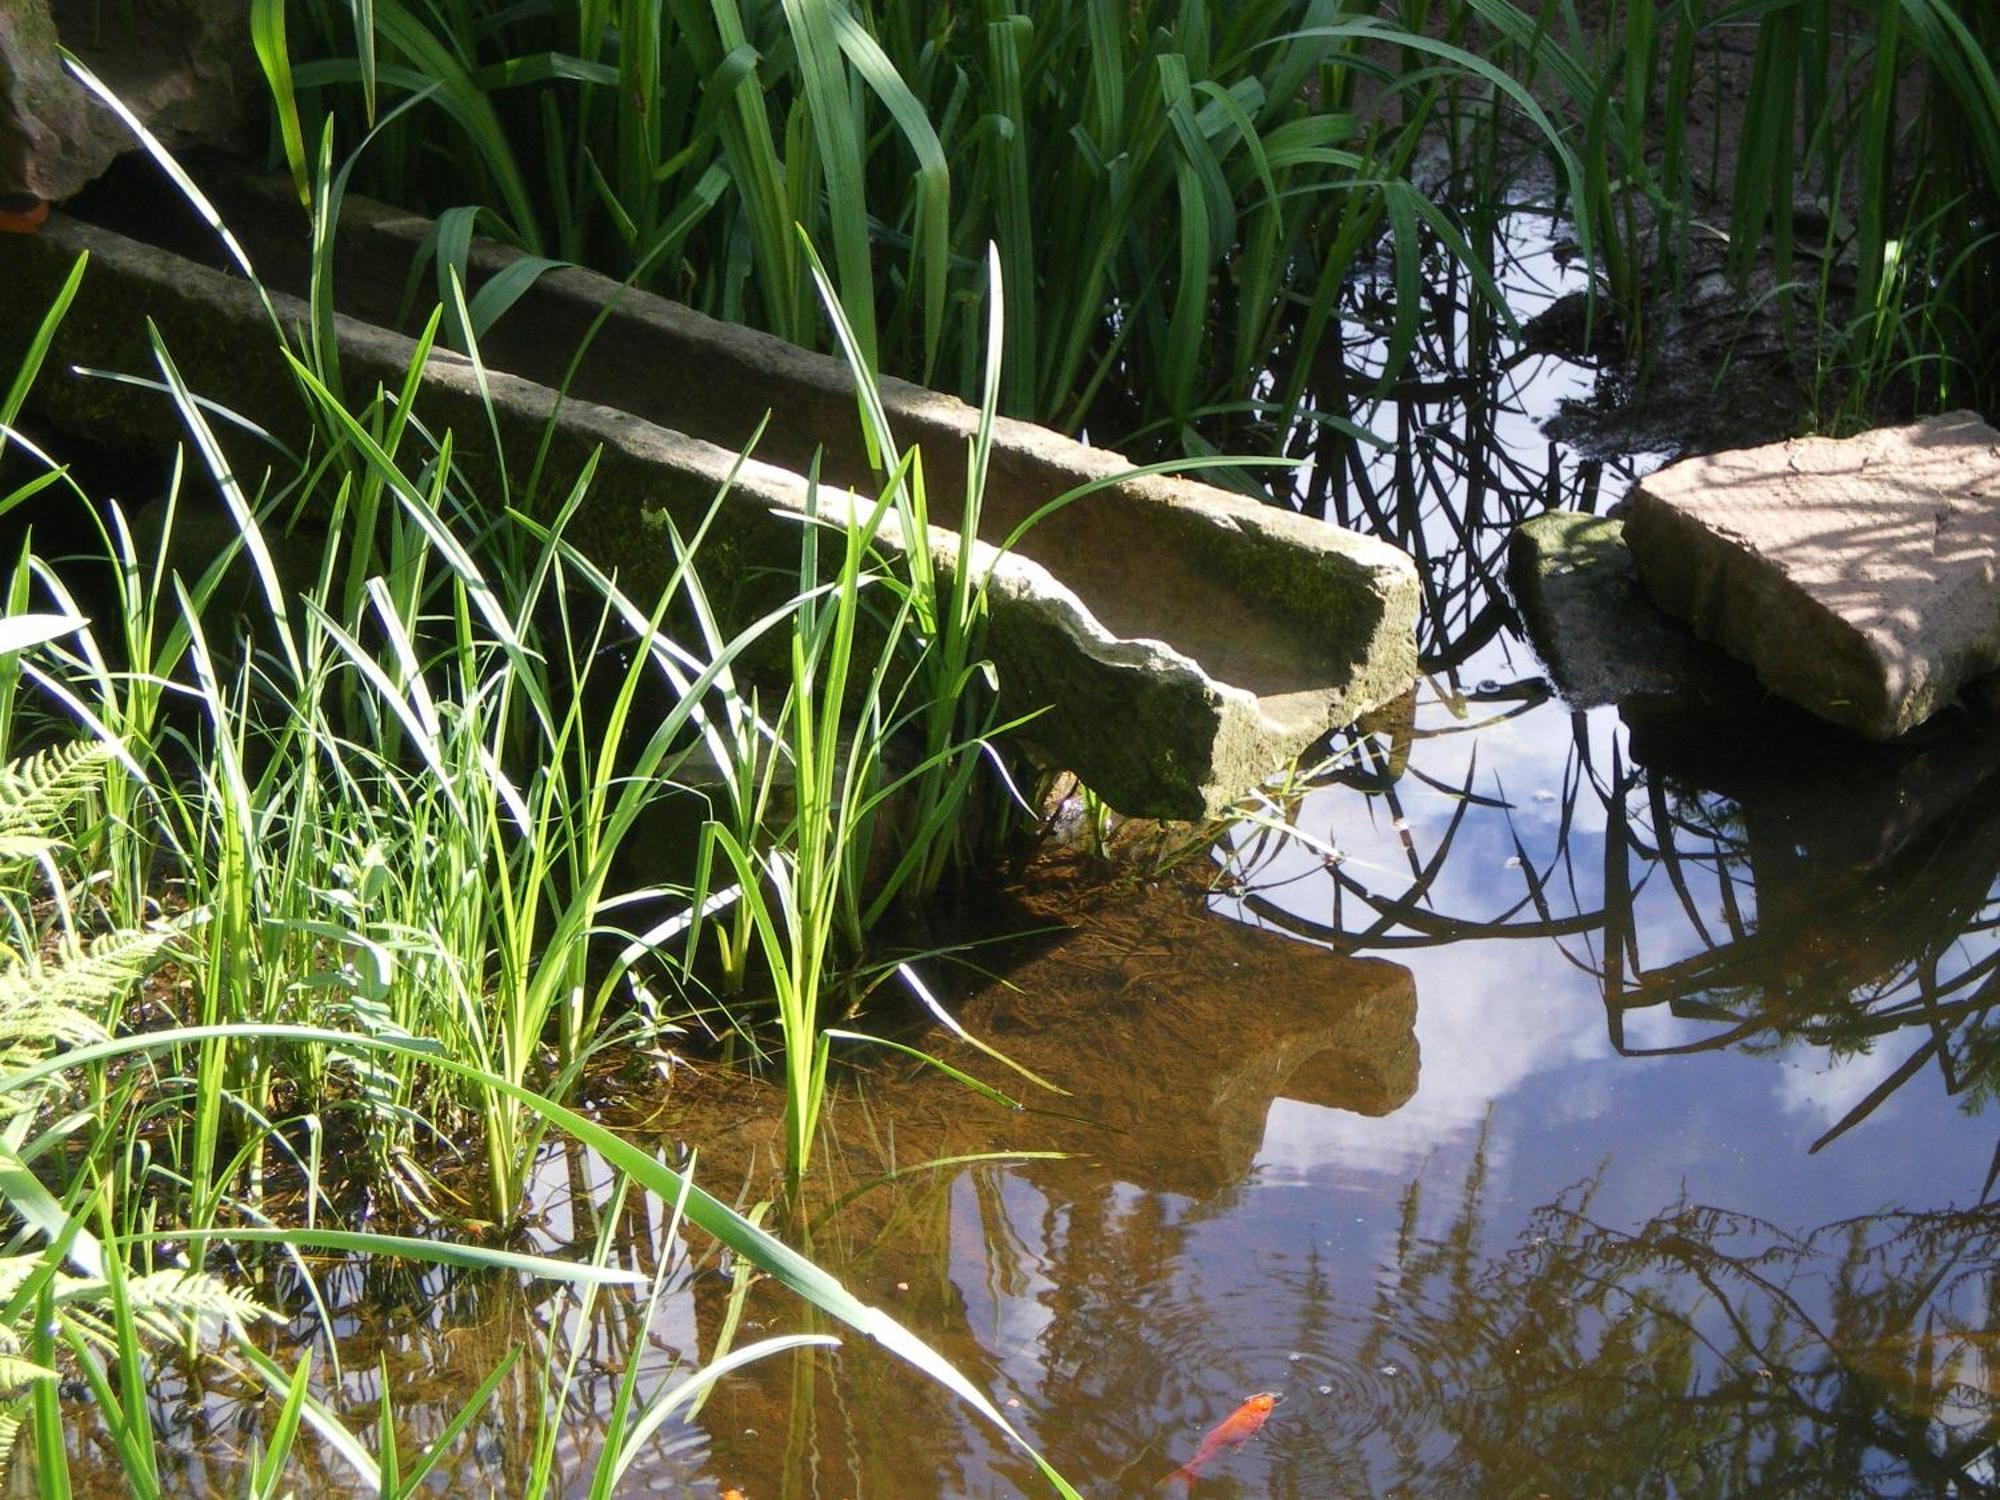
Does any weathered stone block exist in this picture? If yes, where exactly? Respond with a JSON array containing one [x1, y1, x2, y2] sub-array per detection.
[[0, 211, 1420, 817], [195, 178, 1422, 816], [1623, 412, 2000, 738], [1, 0, 247, 201]]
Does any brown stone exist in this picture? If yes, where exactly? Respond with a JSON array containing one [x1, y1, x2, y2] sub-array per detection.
[[0, 0, 247, 202], [0, 207, 1420, 817], [939, 877, 1418, 1199], [1623, 412, 2000, 738]]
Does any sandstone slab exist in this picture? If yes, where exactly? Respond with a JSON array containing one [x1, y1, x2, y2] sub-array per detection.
[[1, 0, 247, 202], [189, 176, 1421, 816], [1623, 412, 2000, 738], [0, 210, 1419, 817]]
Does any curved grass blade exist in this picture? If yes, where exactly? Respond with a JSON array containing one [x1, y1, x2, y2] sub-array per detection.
[[3, 1027, 1088, 1498]]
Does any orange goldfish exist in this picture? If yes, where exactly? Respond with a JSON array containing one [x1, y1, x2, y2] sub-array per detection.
[[1159, 1392, 1282, 1488], [0, 196, 48, 235]]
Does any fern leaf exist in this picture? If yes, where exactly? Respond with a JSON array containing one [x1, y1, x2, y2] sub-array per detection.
[[0, 1355, 51, 1389], [0, 741, 115, 849], [119, 1269, 275, 1336], [0, 930, 176, 1049]]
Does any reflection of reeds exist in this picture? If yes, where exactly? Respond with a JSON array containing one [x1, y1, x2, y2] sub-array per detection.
[[1372, 1140, 2000, 1495], [1292, 205, 1615, 674], [1228, 686, 2000, 1153], [1593, 760, 2000, 1150]]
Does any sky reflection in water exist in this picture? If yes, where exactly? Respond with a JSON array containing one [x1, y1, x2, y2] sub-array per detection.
[[803, 207, 2000, 1496]]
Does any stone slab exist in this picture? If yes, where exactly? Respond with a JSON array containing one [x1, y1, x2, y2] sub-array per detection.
[[1510, 508, 2000, 874], [185, 176, 1422, 815], [0, 211, 1420, 817], [1622, 412, 2000, 738], [1506, 508, 1740, 709], [1, 0, 246, 201]]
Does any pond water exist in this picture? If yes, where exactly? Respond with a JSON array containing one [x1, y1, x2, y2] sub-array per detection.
[[78, 207, 2000, 1496], [631, 207, 2000, 1495]]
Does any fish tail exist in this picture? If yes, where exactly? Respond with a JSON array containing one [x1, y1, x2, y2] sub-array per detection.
[[1156, 1464, 1197, 1489]]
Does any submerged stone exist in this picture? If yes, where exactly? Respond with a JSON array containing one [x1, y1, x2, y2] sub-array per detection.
[[684, 869, 1418, 1203], [1506, 509, 1742, 710], [943, 886, 1418, 1200], [1622, 413, 2000, 739]]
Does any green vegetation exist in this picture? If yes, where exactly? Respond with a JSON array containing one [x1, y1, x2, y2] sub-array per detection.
[[260, 0, 1585, 459], [3, 0, 1997, 1489], [1448, 0, 1999, 424], [0, 68, 1084, 1492], [259, 0, 1998, 454]]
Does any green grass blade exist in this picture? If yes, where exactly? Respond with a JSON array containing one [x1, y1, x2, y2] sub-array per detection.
[[0, 1024, 1087, 1498], [0, 250, 88, 457], [251, 0, 310, 205]]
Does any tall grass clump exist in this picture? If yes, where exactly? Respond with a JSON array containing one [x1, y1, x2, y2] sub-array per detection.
[[0, 739, 1073, 1492], [36, 56, 1026, 1226], [257, 0, 1586, 465], [19, 294, 1011, 1225], [0, 93, 1086, 1498], [1448, 0, 2000, 422]]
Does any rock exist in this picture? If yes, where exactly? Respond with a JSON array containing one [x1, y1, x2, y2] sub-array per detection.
[[1509, 506, 2000, 873], [0, 0, 248, 202], [205, 175, 1422, 818], [0, 208, 1420, 818], [1623, 412, 2000, 738], [938, 875, 1418, 1199], [1507, 508, 1745, 709]]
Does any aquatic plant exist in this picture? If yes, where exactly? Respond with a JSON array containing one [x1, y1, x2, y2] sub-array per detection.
[[1448, 0, 2000, 421], [28, 53, 1040, 1224], [252, 0, 1585, 465], [0, 705, 1068, 1490], [0, 119, 1086, 1500]]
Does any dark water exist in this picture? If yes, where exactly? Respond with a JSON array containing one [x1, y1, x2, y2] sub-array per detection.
[[93, 209, 2000, 1496]]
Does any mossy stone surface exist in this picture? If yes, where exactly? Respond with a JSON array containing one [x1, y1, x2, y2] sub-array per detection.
[[1, 211, 1421, 818], [1507, 509, 1735, 710]]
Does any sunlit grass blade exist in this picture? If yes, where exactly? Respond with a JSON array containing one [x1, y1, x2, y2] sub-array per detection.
[[0, 1024, 1088, 1498]]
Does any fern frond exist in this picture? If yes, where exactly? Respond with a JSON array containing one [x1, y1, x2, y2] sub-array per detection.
[[0, 1402, 21, 1475], [0, 1355, 51, 1390], [0, 986, 108, 1056], [42, 1267, 269, 1354], [0, 741, 115, 851], [0, 930, 176, 1050], [121, 1269, 275, 1334], [0, 1257, 44, 1305]]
